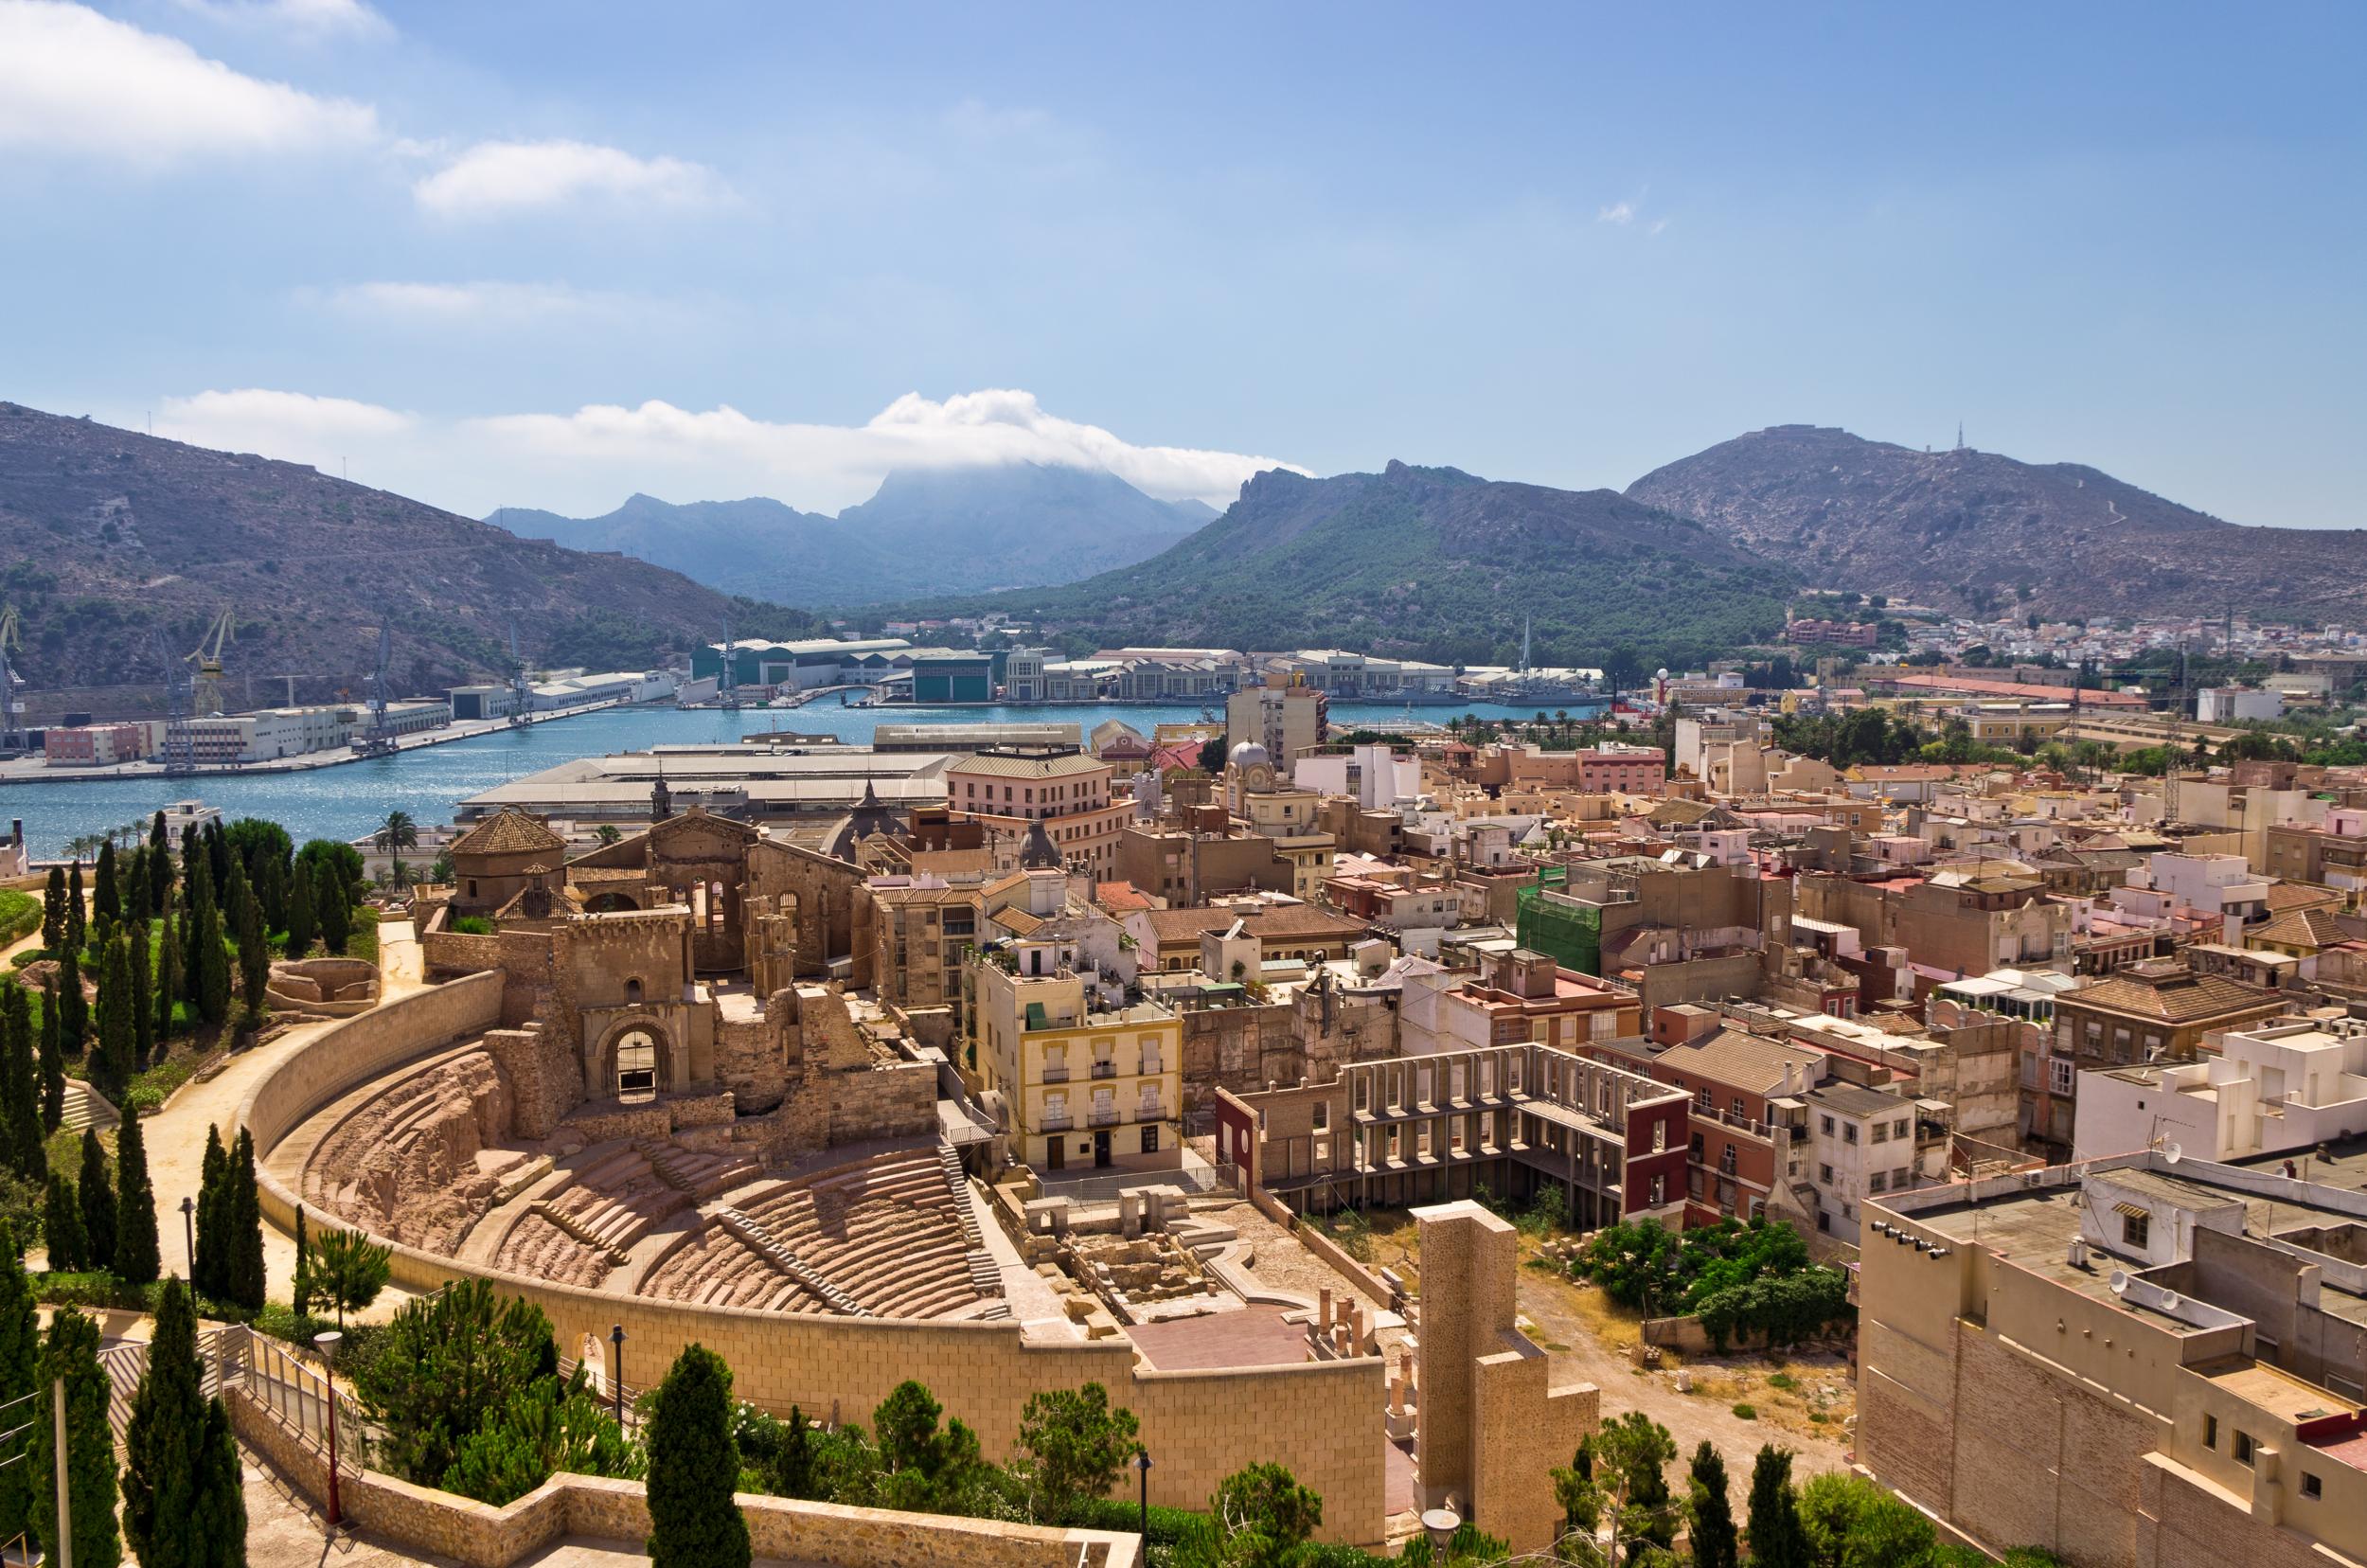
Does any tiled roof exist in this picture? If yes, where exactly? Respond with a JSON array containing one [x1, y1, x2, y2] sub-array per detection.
[[449, 809, 567, 857], [2061, 971, 2283, 1024], [2251, 906, 2352, 950], [2264, 881, 2341, 913], [1655, 1028, 1825, 1095], [1805, 1081, 1911, 1119], [950, 751, 1110, 780], [1138, 905, 1372, 945]]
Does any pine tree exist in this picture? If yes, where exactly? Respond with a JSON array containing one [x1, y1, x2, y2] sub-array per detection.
[[129, 921, 154, 1072], [56, 943, 86, 1055], [645, 1344, 750, 1568], [64, 861, 85, 955], [147, 811, 170, 917], [285, 863, 315, 958], [225, 1128, 263, 1309], [30, 1308, 121, 1568], [114, 1113, 160, 1288], [78, 1131, 115, 1275], [122, 1277, 245, 1568], [44, 1173, 87, 1272], [154, 906, 182, 1043], [0, 987, 40, 1185], [1688, 1439, 1739, 1568], [37, 973, 63, 1133], [1746, 1445, 1808, 1568], [41, 866, 66, 955], [0, 1224, 40, 1545], [93, 842, 119, 940], [315, 857, 351, 955], [193, 1127, 227, 1301], [235, 879, 269, 1032]]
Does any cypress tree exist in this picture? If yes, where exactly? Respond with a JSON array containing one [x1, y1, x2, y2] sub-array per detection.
[[89, 935, 131, 1105], [194, 896, 229, 1029], [315, 857, 351, 956], [2, 987, 43, 1185], [645, 1344, 750, 1568], [205, 825, 230, 905], [41, 866, 66, 955], [93, 842, 119, 939], [154, 906, 181, 1043], [181, 842, 209, 1006], [114, 1113, 159, 1288], [129, 921, 154, 1072], [1688, 1439, 1738, 1568], [286, 861, 315, 958], [37, 973, 63, 1133], [1746, 1445, 1808, 1568], [179, 824, 202, 927], [78, 1131, 115, 1274], [148, 811, 170, 918], [225, 1128, 262, 1309], [56, 943, 86, 1055], [235, 879, 269, 1031], [194, 1127, 227, 1301], [44, 1173, 86, 1272], [291, 1205, 311, 1316], [64, 861, 85, 955], [258, 852, 288, 940], [0, 1224, 40, 1545], [30, 1308, 120, 1568], [123, 1277, 245, 1568], [126, 845, 151, 928]]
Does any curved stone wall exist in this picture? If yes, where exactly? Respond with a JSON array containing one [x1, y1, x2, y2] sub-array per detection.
[[239, 977, 1387, 1543]]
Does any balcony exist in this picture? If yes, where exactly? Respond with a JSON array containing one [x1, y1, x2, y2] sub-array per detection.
[[1041, 1114, 1074, 1132], [1041, 1065, 1070, 1083], [1091, 1061, 1116, 1080], [1089, 1108, 1122, 1128]]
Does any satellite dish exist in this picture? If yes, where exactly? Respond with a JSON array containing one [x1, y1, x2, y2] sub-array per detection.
[[2163, 1142, 2183, 1165], [2108, 1270, 2130, 1296]]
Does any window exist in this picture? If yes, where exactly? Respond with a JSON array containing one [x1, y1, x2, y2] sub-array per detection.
[[1869, 1171, 1887, 1193], [1820, 1164, 1834, 1185], [2122, 1212, 2150, 1249], [1843, 1122, 1859, 1145], [1872, 1120, 1890, 1144], [1894, 1118, 1910, 1140], [1821, 1114, 1835, 1135], [1697, 1086, 1713, 1111], [2050, 1059, 2076, 1096], [1140, 1126, 1159, 1154], [2234, 1431, 2254, 1466], [1732, 1096, 1747, 1118], [2203, 1414, 2218, 1449], [2302, 1472, 2323, 1501], [1312, 1101, 1328, 1131], [614, 1030, 659, 1102]]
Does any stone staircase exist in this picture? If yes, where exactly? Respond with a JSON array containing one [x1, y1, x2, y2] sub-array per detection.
[[637, 1139, 761, 1202], [714, 1206, 871, 1317], [528, 1200, 632, 1267], [935, 1145, 1004, 1302], [60, 1080, 119, 1135]]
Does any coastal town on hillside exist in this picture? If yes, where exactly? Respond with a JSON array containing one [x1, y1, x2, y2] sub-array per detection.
[[3, 595, 2367, 1568]]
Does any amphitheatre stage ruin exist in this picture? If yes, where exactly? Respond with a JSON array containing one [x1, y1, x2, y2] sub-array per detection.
[[242, 798, 1597, 1551]]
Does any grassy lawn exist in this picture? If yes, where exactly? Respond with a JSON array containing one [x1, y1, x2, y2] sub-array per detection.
[[0, 889, 38, 947]]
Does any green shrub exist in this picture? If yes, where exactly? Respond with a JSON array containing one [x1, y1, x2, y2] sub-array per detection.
[[1732, 1402, 1757, 1420], [1768, 1371, 1797, 1391], [0, 893, 38, 948], [452, 916, 494, 936]]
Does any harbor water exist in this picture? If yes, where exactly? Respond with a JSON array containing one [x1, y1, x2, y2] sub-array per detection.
[[0, 698, 1602, 858]]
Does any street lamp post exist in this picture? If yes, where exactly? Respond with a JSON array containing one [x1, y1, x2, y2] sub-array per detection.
[[610, 1325, 627, 1428], [1134, 1449, 1152, 1541], [314, 1329, 344, 1526], [179, 1195, 195, 1279]]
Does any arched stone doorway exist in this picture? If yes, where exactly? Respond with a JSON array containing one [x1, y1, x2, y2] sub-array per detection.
[[583, 891, 642, 914], [594, 1016, 674, 1103]]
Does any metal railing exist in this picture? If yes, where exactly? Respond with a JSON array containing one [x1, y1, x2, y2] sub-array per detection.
[[1040, 1114, 1075, 1131], [1041, 1066, 1070, 1082], [1088, 1108, 1121, 1128], [1091, 1061, 1116, 1079]]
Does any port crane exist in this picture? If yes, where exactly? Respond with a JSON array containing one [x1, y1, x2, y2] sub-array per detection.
[[0, 605, 25, 751], [188, 608, 235, 718], [155, 630, 196, 775], [507, 618, 534, 726], [352, 616, 400, 757]]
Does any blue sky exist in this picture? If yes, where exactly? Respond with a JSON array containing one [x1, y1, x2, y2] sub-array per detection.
[[2, 1, 2361, 525]]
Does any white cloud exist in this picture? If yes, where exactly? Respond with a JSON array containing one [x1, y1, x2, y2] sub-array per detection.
[[1597, 200, 1636, 225], [413, 139, 730, 218], [169, 0, 392, 40], [304, 279, 646, 323], [0, 0, 379, 162], [150, 385, 1298, 516]]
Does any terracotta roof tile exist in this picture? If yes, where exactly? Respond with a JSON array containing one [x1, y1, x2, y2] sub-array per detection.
[[450, 809, 567, 858]]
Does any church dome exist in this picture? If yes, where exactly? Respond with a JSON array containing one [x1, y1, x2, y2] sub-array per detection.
[[1227, 740, 1272, 772]]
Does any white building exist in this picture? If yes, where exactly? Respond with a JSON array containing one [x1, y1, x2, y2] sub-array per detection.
[[189, 705, 355, 764], [1801, 1080, 1936, 1243], [1291, 742, 1422, 809], [2195, 686, 2284, 723], [2073, 1017, 2367, 1164]]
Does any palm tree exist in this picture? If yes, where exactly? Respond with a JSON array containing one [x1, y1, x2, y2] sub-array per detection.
[[374, 809, 418, 886]]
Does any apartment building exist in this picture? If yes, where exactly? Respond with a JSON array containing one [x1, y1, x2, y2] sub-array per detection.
[[1225, 677, 1328, 763], [2031, 959, 2291, 1156], [946, 744, 1129, 876], [1397, 949, 1642, 1056], [2073, 1016, 2367, 1164], [43, 721, 154, 766], [855, 874, 983, 1015], [1585, 1022, 1824, 1226], [1121, 900, 1373, 972], [1797, 866, 2073, 979], [1861, 1151, 2367, 1568], [969, 935, 1181, 1176], [1115, 811, 1299, 905]]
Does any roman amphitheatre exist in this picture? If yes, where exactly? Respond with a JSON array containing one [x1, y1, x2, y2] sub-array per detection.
[[240, 799, 1595, 1551]]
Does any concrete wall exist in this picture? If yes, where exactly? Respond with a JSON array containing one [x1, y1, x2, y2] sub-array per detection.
[[239, 976, 1388, 1544]]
